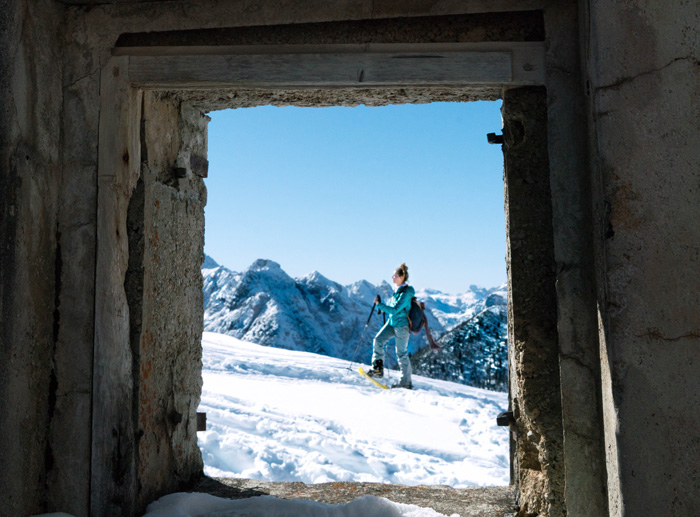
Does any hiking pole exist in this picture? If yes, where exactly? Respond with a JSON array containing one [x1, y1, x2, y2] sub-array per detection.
[[347, 299, 378, 371]]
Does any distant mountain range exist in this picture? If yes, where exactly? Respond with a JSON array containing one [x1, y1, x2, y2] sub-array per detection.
[[202, 256, 508, 391]]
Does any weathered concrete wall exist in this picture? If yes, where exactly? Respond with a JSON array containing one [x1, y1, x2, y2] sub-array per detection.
[[0, 0, 65, 515], [503, 87, 563, 517], [6, 1, 699, 515], [130, 93, 207, 511], [543, 3, 608, 515], [50, 3, 103, 513], [584, 0, 700, 515]]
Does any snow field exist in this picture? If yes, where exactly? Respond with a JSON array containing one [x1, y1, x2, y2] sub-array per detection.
[[198, 332, 509, 488]]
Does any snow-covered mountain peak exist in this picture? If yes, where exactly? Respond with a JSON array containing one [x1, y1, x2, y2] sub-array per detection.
[[420, 287, 444, 295], [346, 279, 374, 292], [247, 258, 283, 272], [485, 292, 507, 307], [298, 270, 343, 292], [239, 258, 296, 291], [202, 254, 220, 270], [344, 279, 390, 307], [379, 280, 394, 291], [468, 284, 490, 297]]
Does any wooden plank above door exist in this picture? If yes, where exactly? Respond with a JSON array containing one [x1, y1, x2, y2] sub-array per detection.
[[120, 42, 545, 88]]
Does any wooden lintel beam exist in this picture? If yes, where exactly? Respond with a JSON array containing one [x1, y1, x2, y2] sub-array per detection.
[[123, 43, 545, 88]]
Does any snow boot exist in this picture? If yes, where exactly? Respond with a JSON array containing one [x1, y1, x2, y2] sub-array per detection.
[[391, 383, 413, 390], [366, 359, 384, 378]]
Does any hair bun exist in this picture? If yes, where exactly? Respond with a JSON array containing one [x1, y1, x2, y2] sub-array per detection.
[[397, 263, 409, 282]]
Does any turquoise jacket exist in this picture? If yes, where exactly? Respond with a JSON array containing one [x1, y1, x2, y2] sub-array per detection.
[[377, 284, 414, 328]]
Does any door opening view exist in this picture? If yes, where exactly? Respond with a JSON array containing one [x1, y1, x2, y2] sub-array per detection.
[[197, 101, 510, 489]]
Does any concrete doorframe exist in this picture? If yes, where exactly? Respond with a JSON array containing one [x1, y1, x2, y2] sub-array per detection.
[[93, 42, 601, 516]]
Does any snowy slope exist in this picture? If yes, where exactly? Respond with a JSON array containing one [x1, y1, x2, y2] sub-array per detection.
[[197, 332, 510, 489]]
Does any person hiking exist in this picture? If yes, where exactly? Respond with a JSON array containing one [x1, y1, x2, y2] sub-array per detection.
[[366, 263, 414, 389]]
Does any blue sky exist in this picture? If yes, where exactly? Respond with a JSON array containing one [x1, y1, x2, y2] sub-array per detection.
[[204, 101, 506, 293]]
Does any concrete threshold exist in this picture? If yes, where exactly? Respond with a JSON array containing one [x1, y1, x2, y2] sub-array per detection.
[[191, 476, 517, 516]]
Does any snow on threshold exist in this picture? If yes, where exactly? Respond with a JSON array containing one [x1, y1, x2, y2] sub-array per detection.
[[144, 492, 459, 517], [198, 332, 509, 488]]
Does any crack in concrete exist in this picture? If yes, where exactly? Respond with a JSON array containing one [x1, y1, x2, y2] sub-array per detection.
[[11, 91, 24, 136], [565, 426, 600, 444], [634, 328, 700, 342], [556, 262, 582, 275], [547, 65, 576, 77], [63, 68, 99, 90], [595, 55, 699, 93], [8, 10, 25, 137], [10, 39, 25, 137], [560, 352, 595, 374], [65, 221, 94, 230], [57, 388, 91, 398]]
